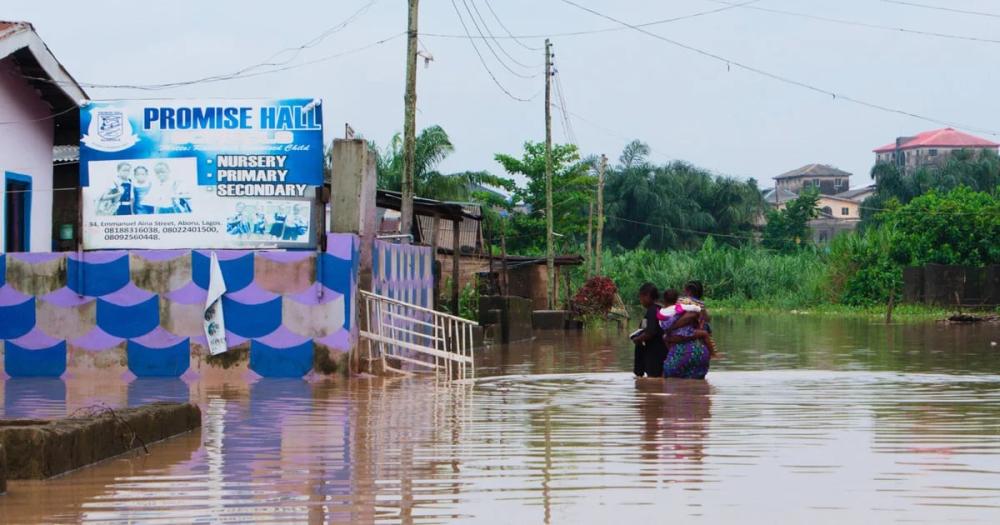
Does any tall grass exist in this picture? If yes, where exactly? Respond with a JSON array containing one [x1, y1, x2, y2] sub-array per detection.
[[598, 240, 828, 309]]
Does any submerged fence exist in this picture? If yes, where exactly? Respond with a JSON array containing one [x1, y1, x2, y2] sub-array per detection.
[[903, 264, 1000, 307]]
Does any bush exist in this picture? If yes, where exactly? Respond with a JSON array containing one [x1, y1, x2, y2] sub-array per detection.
[[572, 276, 618, 318], [827, 228, 902, 306]]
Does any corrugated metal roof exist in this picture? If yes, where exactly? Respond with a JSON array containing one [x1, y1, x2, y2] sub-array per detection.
[[775, 164, 852, 180], [53, 144, 78, 162], [874, 128, 999, 153]]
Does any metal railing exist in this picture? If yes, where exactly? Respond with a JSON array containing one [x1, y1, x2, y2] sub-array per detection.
[[359, 290, 476, 381]]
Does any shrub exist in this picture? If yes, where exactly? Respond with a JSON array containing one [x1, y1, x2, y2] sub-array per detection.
[[572, 276, 618, 318]]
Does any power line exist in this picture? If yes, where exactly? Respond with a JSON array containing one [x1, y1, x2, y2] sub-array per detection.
[[21, 32, 404, 92], [483, 0, 543, 51], [229, 0, 381, 77], [881, 0, 1000, 19], [80, 2, 381, 90], [556, 0, 1000, 137], [0, 105, 78, 126], [448, 0, 537, 102], [712, 0, 1000, 45], [458, 0, 540, 79], [553, 69, 577, 145], [552, 102, 674, 163], [424, 1, 756, 40], [465, 0, 541, 69]]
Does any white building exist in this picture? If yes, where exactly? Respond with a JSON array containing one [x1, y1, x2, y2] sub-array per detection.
[[0, 21, 86, 252]]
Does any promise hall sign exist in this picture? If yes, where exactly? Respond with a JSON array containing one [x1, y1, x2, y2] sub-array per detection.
[[79, 98, 324, 250]]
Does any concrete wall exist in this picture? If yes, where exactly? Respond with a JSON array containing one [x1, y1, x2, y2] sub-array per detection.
[[0, 233, 359, 380], [0, 57, 54, 253]]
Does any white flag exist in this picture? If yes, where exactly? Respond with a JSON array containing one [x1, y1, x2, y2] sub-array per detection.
[[204, 252, 229, 356]]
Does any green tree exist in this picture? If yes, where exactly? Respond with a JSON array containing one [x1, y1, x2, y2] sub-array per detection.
[[601, 141, 763, 251], [881, 186, 1000, 266], [862, 149, 1000, 228], [495, 141, 592, 253], [762, 190, 819, 252], [372, 125, 513, 201]]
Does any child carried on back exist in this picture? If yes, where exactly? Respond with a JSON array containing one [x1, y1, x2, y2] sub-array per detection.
[[657, 287, 719, 358]]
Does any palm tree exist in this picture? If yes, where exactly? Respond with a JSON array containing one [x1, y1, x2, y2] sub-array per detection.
[[372, 125, 512, 201]]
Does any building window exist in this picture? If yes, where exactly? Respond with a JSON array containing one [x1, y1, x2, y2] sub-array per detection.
[[928, 149, 938, 157], [834, 178, 844, 189], [841, 207, 850, 216], [821, 206, 832, 216]]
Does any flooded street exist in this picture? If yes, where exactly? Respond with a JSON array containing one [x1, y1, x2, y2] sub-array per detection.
[[2, 315, 1000, 524]]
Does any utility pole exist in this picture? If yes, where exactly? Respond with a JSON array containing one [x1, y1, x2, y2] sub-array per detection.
[[594, 153, 607, 276], [544, 38, 555, 309], [586, 200, 594, 278], [400, 0, 419, 244]]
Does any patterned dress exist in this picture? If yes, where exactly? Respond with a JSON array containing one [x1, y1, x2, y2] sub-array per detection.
[[662, 303, 711, 379]]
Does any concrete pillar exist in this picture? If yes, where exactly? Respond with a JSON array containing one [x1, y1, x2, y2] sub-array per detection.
[[330, 139, 377, 291], [329, 139, 377, 374]]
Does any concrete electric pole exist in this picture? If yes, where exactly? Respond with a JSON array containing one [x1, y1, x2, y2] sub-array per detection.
[[544, 38, 555, 309], [401, 0, 419, 243]]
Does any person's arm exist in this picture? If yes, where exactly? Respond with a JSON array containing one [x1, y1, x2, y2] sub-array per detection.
[[633, 307, 661, 343], [664, 312, 704, 344]]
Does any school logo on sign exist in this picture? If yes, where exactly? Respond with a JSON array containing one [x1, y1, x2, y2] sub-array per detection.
[[82, 108, 138, 152], [98, 111, 123, 140]]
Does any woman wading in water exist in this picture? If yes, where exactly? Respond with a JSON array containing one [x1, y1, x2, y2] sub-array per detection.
[[660, 281, 713, 379]]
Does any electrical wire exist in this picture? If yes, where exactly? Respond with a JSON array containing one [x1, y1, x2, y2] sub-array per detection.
[[881, 0, 1000, 19], [552, 102, 674, 163], [0, 105, 78, 126], [425, 1, 756, 40], [556, 0, 1000, 137], [227, 0, 381, 77], [458, 0, 540, 79], [483, 0, 543, 51], [465, 0, 542, 69], [21, 32, 404, 93], [711, 0, 1000, 45], [448, 0, 538, 102], [553, 69, 578, 145]]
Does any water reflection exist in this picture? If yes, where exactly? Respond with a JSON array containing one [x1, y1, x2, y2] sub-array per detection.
[[0, 316, 999, 523]]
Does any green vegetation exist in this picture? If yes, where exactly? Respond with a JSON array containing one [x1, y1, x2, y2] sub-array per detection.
[[761, 190, 819, 252], [598, 238, 827, 309], [361, 125, 1000, 319]]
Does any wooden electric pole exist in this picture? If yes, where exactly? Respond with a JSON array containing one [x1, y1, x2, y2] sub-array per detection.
[[400, 0, 419, 243], [586, 200, 594, 278], [544, 38, 555, 309], [595, 154, 607, 276]]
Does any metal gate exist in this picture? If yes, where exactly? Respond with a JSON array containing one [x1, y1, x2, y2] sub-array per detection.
[[359, 290, 476, 380]]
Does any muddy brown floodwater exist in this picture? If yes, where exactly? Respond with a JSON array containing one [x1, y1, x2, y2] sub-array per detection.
[[2, 315, 1000, 524]]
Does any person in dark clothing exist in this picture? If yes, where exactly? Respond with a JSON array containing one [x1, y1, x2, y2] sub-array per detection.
[[630, 282, 668, 378]]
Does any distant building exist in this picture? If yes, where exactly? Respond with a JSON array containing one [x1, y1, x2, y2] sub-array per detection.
[[765, 164, 871, 243], [0, 21, 86, 252], [873, 128, 999, 175], [774, 163, 852, 196]]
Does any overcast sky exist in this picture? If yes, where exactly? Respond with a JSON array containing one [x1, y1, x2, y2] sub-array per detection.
[[9, 0, 1000, 188]]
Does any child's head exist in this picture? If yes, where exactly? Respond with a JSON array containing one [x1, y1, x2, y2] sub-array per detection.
[[637, 282, 659, 307], [684, 280, 704, 300], [662, 288, 679, 305]]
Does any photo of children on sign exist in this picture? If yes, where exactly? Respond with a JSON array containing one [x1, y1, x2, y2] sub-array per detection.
[[95, 159, 193, 216], [224, 201, 310, 242]]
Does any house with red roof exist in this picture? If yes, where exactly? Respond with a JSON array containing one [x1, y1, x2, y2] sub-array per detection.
[[874, 128, 998, 175]]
